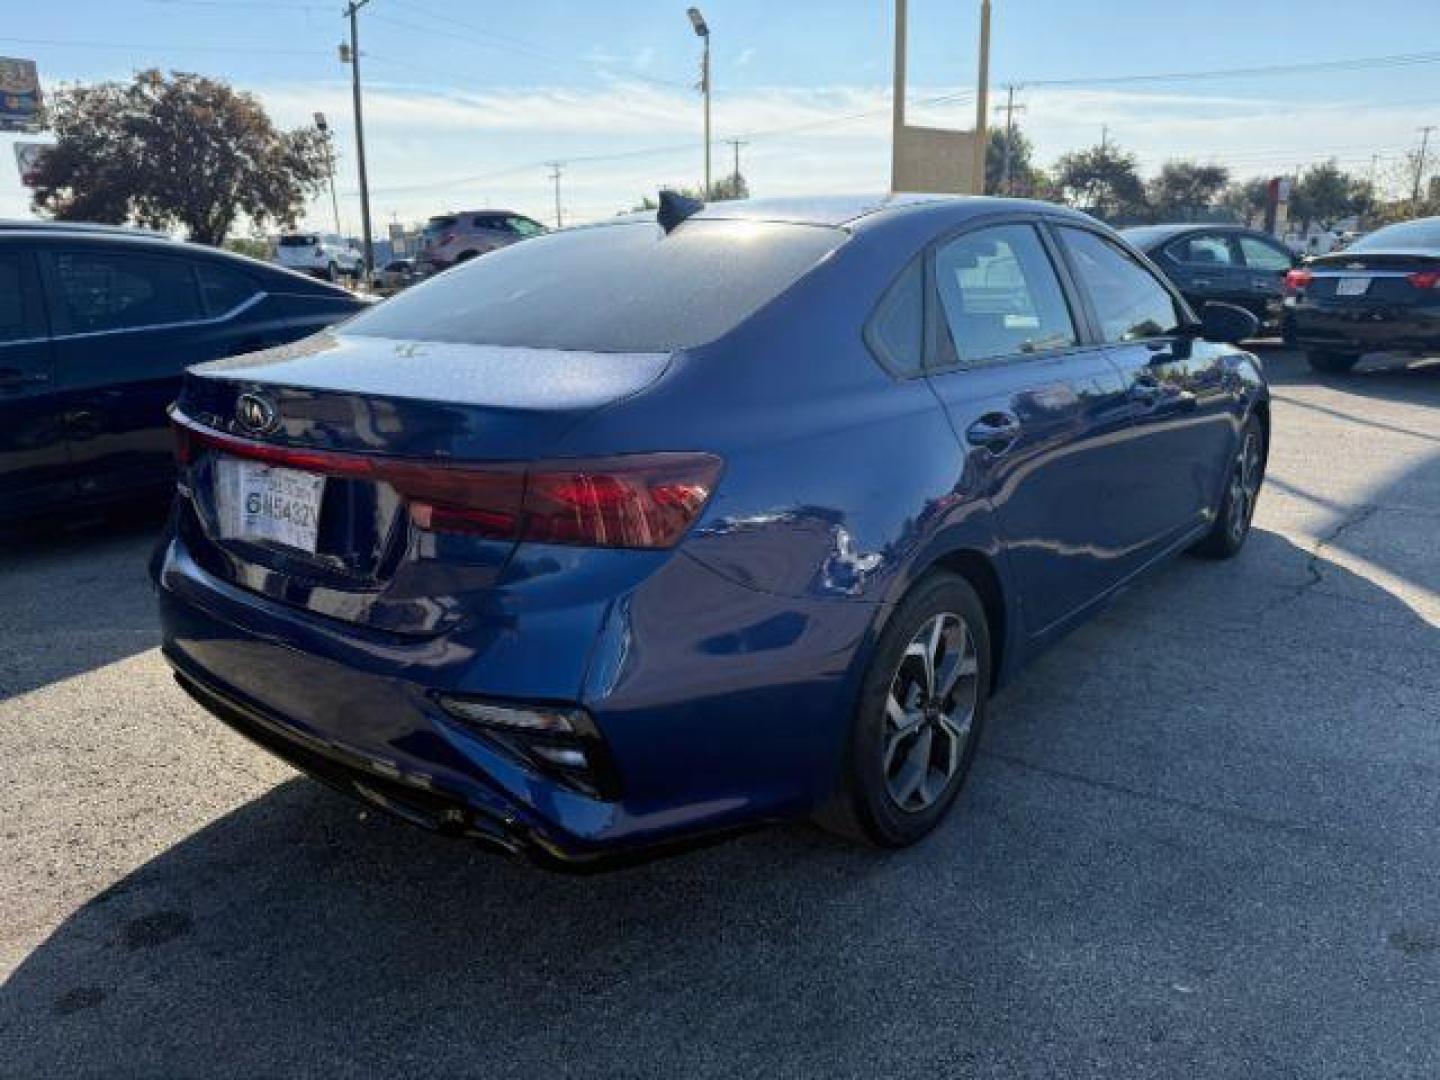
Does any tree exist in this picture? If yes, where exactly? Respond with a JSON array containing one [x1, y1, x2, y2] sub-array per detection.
[[1053, 142, 1147, 222], [1219, 177, 1270, 227], [1147, 160, 1230, 222], [1290, 160, 1371, 231], [630, 172, 749, 213], [32, 69, 329, 245], [985, 126, 1044, 196]]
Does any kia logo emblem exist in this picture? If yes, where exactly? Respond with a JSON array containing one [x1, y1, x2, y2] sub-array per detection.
[[235, 391, 279, 435]]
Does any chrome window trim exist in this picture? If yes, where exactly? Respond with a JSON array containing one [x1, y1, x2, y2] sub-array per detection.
[[47, 290, 267, 343]]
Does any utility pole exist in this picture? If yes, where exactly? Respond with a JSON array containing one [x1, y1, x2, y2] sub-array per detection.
[[313, 112, 343, 235], [547, 162, 564, 229], [1100, 124, 1110, 153], [994, 85, 1025, 195], [724, 138, 747, 191], [688, 8, 711, 197], [342, 0, 375, 276], [891, 0, 907, 193], [972, 0, 991, 196], [1413, 125, 1435, 204]]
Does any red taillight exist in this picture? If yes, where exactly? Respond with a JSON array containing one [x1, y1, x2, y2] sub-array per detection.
[[440, 232, 455, 246], [170, 413, 721, 550], [1406, 270, 1440, 289], [1284, 268, 1313, 293]]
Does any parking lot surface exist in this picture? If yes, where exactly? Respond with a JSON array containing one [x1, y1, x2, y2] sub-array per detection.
[[1, 347, 1437, 1078]]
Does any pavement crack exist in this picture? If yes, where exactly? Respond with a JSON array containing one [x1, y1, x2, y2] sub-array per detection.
[[1264, 504, 1379, 614], [983, 750, 1321, 841]]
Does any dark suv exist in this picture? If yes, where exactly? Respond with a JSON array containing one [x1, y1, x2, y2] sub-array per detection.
[[0, 221, 364, 526], [418, 210, 546, 272]]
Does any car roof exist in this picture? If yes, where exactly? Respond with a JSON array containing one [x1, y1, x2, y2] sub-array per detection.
[[0, 218, 172, 240], [604, 193, 1100, 232], [1122, 222, 1264, 245]]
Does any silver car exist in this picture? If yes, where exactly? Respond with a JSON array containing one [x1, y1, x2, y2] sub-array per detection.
[[418, 210, 546, 272]]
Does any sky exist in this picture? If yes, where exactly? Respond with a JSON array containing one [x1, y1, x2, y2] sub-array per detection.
[[3, 0, 1439, 233]]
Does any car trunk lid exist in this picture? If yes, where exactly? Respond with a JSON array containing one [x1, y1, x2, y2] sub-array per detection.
[[173, 332, 671, 635]]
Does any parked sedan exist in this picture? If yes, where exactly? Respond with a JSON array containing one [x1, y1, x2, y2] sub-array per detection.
[[0, 222, 364, 526], [1123, 223, 1296, 332], [1284, 216, 1440, 373], [156, 194, 1267, 866]]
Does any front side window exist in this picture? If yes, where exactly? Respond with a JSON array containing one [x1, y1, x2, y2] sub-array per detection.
[[933, 223, 1077, 365], [1058, 227, 1182, 343], [49, 251, 203, 335], [0, 254, 36, 343], [1237, 235, 1293, 272], [1167, 233, 1236, 266]]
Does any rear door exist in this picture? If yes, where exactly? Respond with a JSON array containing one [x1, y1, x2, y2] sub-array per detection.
[[1054, 225, 1237, 559], [922, 218, 1136, 634], [1234, 232, 1295, 325], [41, 244, 220, 503], [0, 246, 70, 519]]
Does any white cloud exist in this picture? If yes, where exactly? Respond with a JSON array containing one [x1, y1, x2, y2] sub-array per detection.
[[3, 77, 1429, 229]]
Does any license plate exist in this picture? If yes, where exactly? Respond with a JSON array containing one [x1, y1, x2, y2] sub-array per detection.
[[216, 458, 326, 553], [1336, 276, 1371, 296]]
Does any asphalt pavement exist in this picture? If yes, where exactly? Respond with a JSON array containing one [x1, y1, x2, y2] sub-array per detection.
[[1, 346, 1437, 1078]]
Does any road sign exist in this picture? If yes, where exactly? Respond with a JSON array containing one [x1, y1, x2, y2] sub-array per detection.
[[13, 142, 50, 186], [0, 58, 42, 132]]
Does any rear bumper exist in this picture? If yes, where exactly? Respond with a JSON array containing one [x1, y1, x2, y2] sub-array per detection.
[[1288, 301, 1440, 352], [156, 528, 876, 863]]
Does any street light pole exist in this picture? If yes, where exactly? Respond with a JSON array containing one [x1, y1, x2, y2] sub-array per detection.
[[313, 112, 343, 235], [344, 0, 375, 276], [1414, 125, 1435, 205], [688, 7, 711, 197]]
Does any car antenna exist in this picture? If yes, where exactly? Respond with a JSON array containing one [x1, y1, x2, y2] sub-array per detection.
[[657, 189, 704, 234]]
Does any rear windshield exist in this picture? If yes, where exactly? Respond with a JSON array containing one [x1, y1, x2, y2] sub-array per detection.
[[424, 216, 457, 233], [279, 235, 317, 247], [1347, 219, 1440, 252], [345, 219, 845, 352]]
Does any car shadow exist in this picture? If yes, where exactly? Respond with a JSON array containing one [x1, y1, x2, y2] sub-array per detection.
[[0, 505, 167, 701], [4, 526, 1438, 1076]]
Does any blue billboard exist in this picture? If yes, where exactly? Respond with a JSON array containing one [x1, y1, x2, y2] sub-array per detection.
[[0, 58, 42, 133]]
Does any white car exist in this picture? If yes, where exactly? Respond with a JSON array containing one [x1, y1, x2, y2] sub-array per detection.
[[276, 232, 363, 281]]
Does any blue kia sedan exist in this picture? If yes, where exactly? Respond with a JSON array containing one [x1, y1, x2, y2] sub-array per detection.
[[155, 194, 1268, 866], [0, 222, 363, 526]]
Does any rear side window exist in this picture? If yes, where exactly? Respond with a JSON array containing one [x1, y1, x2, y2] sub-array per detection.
[[346, 220, 845, 352], [865, 260, 925, 376], [933, 223, 1077, 365], [279, 235, 317, 247], [48, 250, 203, 334], [1237, 235, 1292, 272], [1057, 227, 1182, 342], [197, 262, 261, 316]]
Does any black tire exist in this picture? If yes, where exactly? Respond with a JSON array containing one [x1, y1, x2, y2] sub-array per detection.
[[455, 250, 479, 263], [324, 261, 338, 282], [1307, 350, 1360, 374], [817, 571, 991, 847], [1192, 414, 1266, 560]]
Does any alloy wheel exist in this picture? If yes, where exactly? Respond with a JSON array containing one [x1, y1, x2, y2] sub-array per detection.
[[1228, 430, 1263, 542], [882, 612, 980, 813]]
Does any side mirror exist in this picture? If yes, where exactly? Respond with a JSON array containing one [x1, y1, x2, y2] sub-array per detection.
[[1194, 301, 1259, 345]]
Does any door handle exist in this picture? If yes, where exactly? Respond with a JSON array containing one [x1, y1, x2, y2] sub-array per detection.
[[0, 370, 50, 392], [964, 412, 1020, 454]]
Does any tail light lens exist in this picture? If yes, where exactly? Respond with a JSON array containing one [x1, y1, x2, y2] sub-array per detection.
[[170, 412, 721, 550], [1406, 270, 1440, 289], [440, 232, 456, 246], [1283, 268, 1313, 293]]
